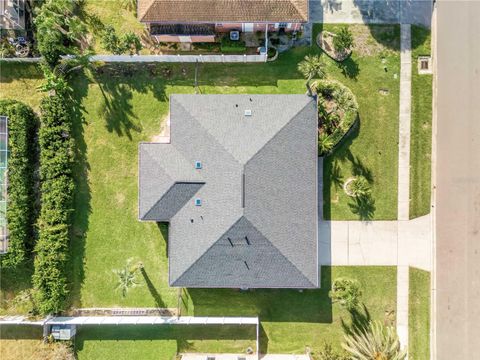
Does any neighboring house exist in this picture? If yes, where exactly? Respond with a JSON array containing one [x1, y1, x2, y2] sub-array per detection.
[[139, 94, 318, 288], [137, 0, 308, 43], [0, 0, 25, 30]]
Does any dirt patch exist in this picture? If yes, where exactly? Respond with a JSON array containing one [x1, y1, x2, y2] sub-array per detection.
[[150, 112, 170, 143], [317, 31, 351, 61], [115, 192, 125, 205], [347, 24, 400, 57]]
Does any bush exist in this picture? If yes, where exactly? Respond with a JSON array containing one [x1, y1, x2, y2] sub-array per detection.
[[333, 26, 354, 53], [33, 94, 74, 314], [0, 100, 37, 268], [34, 0, 85, 67], [102, 26, 142, 55], [220, 37, 246, 53], [314, 80, 358, 156], [329, 278, 362, 310]]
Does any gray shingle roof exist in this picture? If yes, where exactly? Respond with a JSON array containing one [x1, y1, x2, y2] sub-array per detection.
[[139, 94, 318, 288]]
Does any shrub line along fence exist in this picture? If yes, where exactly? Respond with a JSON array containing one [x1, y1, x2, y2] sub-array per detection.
[[0, 54, 267, 63]]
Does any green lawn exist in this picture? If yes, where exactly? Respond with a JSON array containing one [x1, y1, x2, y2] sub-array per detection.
[[410, 26, 433, 219], [409, 267, 431, 360], [183, 266, 397, 354], [75, 325, 256, 360], [319, 24, 401, 220]]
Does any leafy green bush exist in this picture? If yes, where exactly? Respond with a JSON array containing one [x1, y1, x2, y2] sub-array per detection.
[[102, 26, 142, 55], [333, 26, 354, 53], [34, 0, 86, 67], [220, 37, 246, 53], [33, 94, 74, 314], [0, 100, 37, 268], [314, 80, 358, 156], [329, 277, 362, 310]]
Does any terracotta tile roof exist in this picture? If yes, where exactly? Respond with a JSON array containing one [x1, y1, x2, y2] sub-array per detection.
[[138, 0, 308, 23]]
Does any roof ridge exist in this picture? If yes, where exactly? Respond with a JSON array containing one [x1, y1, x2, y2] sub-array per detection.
[[171, 215, 316, 287], [244, 96, 314, 167]]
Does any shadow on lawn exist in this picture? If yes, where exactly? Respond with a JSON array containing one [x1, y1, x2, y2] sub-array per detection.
[[181, 266, 333, 353], [140, 267, 166, 308], [67, 72, 91, 309]]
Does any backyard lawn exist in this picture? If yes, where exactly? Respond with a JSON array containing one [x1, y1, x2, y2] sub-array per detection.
[[75, 325, 256, 360], [409, 267, 431, 360], [410, 26, 433, 219]]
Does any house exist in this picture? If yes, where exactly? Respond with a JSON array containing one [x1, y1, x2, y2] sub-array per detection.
[[137, 0, 308, 43], [0, 0, 25, 30], [138, 94, 318, 288]]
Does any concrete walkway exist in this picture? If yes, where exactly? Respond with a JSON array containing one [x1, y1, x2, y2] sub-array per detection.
[[396, 266, 410, 352], [398, 24, 412, 221]]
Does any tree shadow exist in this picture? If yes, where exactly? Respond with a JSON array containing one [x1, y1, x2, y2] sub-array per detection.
[[341, 303, 372, 336], [350, 155, 374, 184], [336, 57, 360, 81], [323, 118, 360, 220], [67, 71, 91, 310], [348, 194, 376, 221], [140, 267, 166, 308]]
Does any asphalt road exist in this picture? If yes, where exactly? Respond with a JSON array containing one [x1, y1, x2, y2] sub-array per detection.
[[435, 1, 480, 359]]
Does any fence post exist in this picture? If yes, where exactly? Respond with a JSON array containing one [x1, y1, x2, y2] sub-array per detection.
[[222, 54, 225, 63], [244, 54, 247, 63]]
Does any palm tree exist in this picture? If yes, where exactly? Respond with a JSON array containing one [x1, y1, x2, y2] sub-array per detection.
[[298, 55, 326, 95], [349, 176, 371, 197], [319, 132, 334, 156], [114, 259, 143, 298], [342, 321, 407, 360]]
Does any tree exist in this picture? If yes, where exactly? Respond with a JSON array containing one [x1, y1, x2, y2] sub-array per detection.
[[102, 27, 142, 55], [319, 132, 334, 156], [333, 26, 354, 53], [329, 278, 362, 310], [342, 321, 407, 360], [298, 54, 326, 95], [123, 32, 142, 55], [34, 0, 86, 66], [114, 259, 144, 297], [349, 176, 371, 197]]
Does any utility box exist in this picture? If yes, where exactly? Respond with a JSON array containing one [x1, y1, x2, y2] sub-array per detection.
[[51, 325, 76, 340]]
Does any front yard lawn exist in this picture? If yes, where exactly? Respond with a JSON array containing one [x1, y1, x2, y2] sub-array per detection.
[[409, 267, 431, 360], [410, 26, 433, 219]]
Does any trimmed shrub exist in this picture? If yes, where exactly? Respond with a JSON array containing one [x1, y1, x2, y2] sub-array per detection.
[[314, 80, 358, 156], [0, 100, 37, 268], [33, 94, 74, 314], [220, 37, 247, 53]]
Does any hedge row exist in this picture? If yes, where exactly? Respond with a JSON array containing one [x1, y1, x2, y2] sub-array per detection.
[[0, 100, 37, 268], [33, 93, 74, 314]]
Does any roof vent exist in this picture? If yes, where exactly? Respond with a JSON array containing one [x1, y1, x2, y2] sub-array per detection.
[[194, 161, 202, 169], [194, 198, 202, 206], [244, 109, 252, 116]]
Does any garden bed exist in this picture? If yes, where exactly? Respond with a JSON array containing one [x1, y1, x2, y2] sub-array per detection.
[[317, 31, 351, 62], [313, 79, 359, 156]]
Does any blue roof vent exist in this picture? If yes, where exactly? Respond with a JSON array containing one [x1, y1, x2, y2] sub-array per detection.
[[195, 198, 202, 206], [195, 161, 202, 169]]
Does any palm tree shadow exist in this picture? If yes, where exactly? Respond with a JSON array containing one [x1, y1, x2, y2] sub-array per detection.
[[140, 268, 166, 308], [341, 303, 372, 336], [350, 156, 374, 184], [336, 57, 360, 81], [348, 194, 376, 221]]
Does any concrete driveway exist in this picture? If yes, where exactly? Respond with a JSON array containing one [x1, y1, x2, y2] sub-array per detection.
[[309, 0, 433, 27], [318, 159, 432, 271]]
